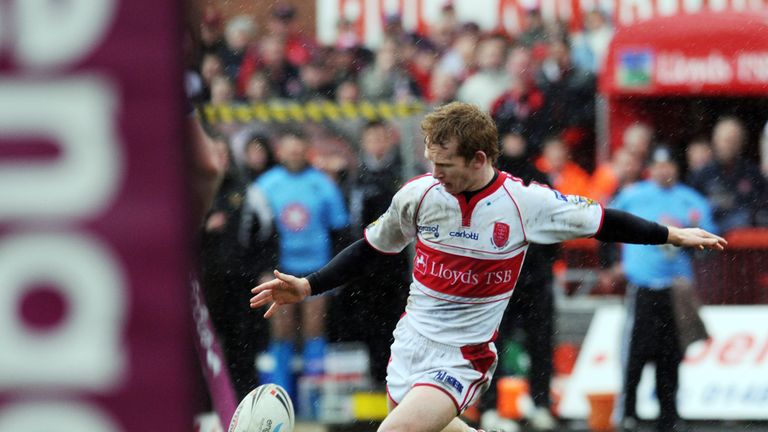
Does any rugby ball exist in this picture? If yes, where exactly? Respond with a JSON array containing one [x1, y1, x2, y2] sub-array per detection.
[[228, 384, 295, 432]]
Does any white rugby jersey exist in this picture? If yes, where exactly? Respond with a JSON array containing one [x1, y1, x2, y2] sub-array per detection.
[[364, 171, 604, 346]]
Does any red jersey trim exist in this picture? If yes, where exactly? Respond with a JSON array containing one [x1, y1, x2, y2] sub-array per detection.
[[592, 204, 606, 238], [386, 386, 399, 407], [453, 170, 506, 227], [402, 173, 433, 188], [461, 377, 489, 411], [414, 181, 441, 228], [502, 183, 528, 243]]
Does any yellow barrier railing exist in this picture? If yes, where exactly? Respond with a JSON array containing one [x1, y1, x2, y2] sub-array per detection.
[[199, 101, 426, 124]]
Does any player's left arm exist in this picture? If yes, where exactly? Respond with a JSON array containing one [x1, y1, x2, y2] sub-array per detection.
[[596, 209, 726, 250]]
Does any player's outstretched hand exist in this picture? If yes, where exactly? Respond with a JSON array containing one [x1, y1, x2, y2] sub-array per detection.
[[249, 270, 311, 318], [667, 226, 727, 251]]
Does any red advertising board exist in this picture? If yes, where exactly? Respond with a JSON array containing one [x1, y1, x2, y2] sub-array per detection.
[[600, 12, 768, 96], [0, 1, 194, 430]]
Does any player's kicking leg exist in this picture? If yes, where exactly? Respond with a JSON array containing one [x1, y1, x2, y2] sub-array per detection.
[[379, 386, 477, 432]]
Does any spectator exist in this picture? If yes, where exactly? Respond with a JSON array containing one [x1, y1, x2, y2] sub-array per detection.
[[480, 127, 559, 431], [243, 70, 274, 103], [329, 79, 367, 145], [200, 134, 276, 399], [684, 136, 712, 179], [296, 59, 336, 101], [688, 117, 768, 232], [490, 46, 547, 151], [406, 40, 439, 100], [335, 18, 360, 51], [239, 35, 301, 98], [253, 130, 350, 399], [570, 10, 613, 73], [335, 79, 360, 104], [610, 146, 717, 432], [457, 35, 511, 112], [518, 8, 549, 48], [535, 36, 596, 160], [436, 22, 481, 81], [622, 123, 654, 163], [358, 37, 417, 101], [329, 120, 409, 384], [209, 75, 236, 105], [268, 3, 316, 67], [535, 136, 591, 197], [428, 3, 459, 51], [428, 70, 459, 106], [591, 148, 645, 205], [383, 13, 407, 42], [241, 133, 277, 183], [219, 15, 257, 80], [200, 53, 224, 102], [200, 6, 226, 55], [329, 46, 372, 83]]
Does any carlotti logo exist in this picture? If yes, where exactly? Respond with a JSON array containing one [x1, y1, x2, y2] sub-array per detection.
[[449, 230, 479, 241], [618, 48, 653, 89]]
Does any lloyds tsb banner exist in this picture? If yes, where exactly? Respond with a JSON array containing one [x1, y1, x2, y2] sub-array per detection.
[[0, 1, 194, 430]]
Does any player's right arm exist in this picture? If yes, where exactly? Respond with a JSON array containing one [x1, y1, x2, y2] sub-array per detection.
[[250, 270, 312, 318]]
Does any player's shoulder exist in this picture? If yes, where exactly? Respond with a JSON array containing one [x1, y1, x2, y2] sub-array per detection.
[[399, 173, 440, 194], [500, 171, 554, 195]]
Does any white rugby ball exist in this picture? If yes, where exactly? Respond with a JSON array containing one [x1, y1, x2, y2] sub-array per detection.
[[228, 384, 295, 432]]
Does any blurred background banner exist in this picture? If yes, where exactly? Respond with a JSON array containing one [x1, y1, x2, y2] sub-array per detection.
[[0, 0, 194, 430], [315, 0, 768, 47], [560, 305, 768, 420]]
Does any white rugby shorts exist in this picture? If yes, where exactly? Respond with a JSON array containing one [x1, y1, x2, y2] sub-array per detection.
[[386, 318, 497, 413]]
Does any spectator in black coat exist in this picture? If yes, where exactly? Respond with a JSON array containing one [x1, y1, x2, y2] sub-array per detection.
[[201, 134, 277, 399], [478, 126, 559, 431], [328, 120, 409, 384], [687, 117, 768, 232]]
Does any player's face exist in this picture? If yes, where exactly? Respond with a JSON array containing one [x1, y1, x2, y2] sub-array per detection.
[[425, 137, 476, 194]]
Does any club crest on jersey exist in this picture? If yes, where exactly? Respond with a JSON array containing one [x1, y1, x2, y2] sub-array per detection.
[[492, 222, 510, 248], [414, 250, 429, 275]]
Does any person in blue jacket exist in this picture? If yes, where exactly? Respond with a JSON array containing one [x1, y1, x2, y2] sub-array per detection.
[[610, 145, 717, 432], [251, 129, 349, 399]]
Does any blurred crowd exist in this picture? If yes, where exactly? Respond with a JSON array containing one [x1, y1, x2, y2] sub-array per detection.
[[189, 3, 768, 429]]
